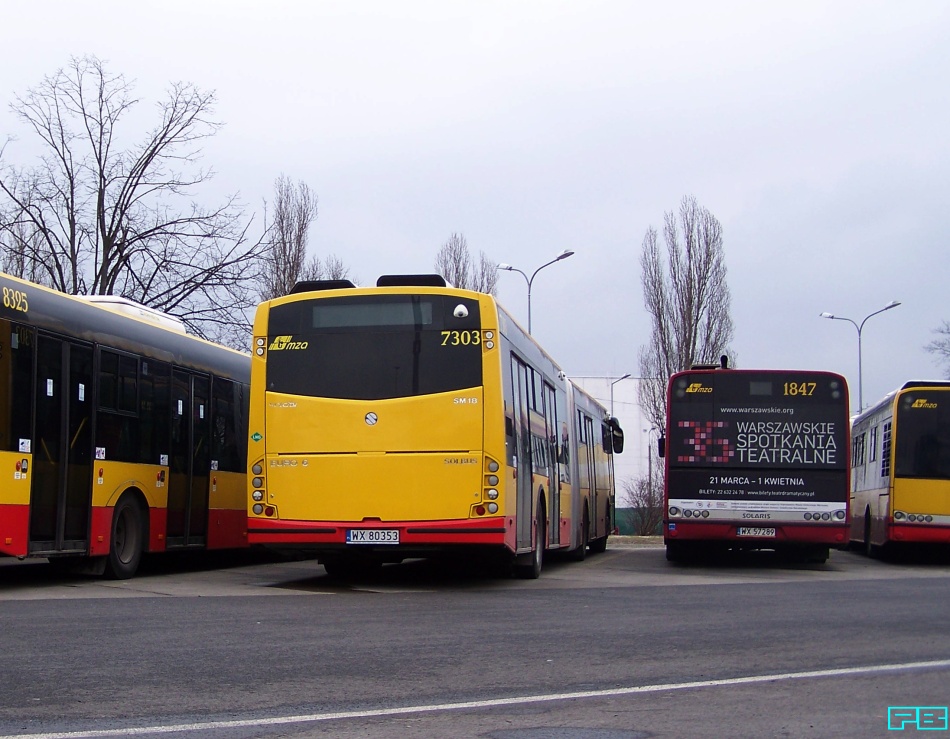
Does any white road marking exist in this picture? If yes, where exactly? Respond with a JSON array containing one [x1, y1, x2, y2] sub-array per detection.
[[5, 658, 949, 738]]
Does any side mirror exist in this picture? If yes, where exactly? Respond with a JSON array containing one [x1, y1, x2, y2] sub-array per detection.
[[612, 425, 624, 454], [606, 417, 624, 454], [657, 435, 666, 459]]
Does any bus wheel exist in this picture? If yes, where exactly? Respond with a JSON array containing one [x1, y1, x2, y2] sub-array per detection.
[[568, 509, 589, 562], [666, 541, 688, 563], [518, 507, 545, 579], [105, 495, 145, 580], [863, 511, 878, 559], [589, 531, 608, 554]]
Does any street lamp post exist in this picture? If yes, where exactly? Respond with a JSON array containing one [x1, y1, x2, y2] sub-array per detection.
[[609, 373, 631, 417], [820, 300, 901, 411], [497, 249, 574, 333]]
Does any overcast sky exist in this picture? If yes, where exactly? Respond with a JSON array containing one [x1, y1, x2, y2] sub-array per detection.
[[2, 1, 949, 425]]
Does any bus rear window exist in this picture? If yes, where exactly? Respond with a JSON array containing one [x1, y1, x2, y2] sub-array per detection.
[[895, 393, 950, 478], [265, 294, 483, 400]]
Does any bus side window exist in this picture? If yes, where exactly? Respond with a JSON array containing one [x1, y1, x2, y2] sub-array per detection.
[[505, 414, 514, 438]]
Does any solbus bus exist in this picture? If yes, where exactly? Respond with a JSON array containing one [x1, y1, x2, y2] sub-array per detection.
[[0, 271, 250, 579], [662, 366, 850, 563], [246, 275, 624, 578], [851, 381, 950, 554]]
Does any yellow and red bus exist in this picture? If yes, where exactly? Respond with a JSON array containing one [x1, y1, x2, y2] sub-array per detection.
[[851, 381, 950, 554], [246, 275, 623, 578], [662, 366, 850, 563], [0, 271, 249, 578]]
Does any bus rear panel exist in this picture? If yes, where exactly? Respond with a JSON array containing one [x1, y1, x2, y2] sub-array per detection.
[[664, 369, 850, 561], [247, 288, 510, 559]]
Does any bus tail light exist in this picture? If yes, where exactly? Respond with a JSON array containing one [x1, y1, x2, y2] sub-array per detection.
[[255, 337, 266, 356], [251, 460, 266, 511], [479, 456, 502, 514]]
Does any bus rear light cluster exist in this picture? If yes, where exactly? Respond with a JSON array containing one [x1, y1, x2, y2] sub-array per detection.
[[251, 461, 266, 510], [670, 508, 710, 519], [472, 502, 500, 517], [252, 504, 276, 516], [471, 457, 503, 517], [803, 512, 836, 521], [484, 330, 495, 350], [255, 337, 266, 356], [895, 511, 934, 523]]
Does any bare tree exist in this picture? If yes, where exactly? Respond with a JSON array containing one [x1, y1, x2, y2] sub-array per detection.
[[926, 322, 950, 378], [259, 175, 318, 300], [0, 55, 265, 347], [638, 195, 735, 431], [473, 250, 499, 295], [620, 475, 664, 536], [434, 232, 497, 294], [298, 252, 352, 283], [257, 174, 355, 298]]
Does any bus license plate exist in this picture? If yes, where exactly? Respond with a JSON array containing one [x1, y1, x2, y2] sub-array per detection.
[[346, 529, 400, 545], [737, 527, 776, 538]]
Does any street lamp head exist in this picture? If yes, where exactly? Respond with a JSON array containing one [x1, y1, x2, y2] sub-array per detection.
[[556, 249, 575, 261], [885, 300, 901, 309], [497, 263, 513, 271], [619, 372, 631, 381], [819, 312, 835, 319]]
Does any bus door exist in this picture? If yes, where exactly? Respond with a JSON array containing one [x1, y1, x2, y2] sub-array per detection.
[[577, 412, 597, 537], [511, 357, 533, 550], [167, 370, 211, 548], [29, 334, 93, 554], [584, 416, 598, 536], [543, 382, 560, 545]]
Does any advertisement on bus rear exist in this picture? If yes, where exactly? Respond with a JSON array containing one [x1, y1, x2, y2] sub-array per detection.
[[666, 372, 850, 514]]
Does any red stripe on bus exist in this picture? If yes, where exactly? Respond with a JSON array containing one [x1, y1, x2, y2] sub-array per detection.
[[0, 504, 30, 557], [207, 508, 249, 550], [888, 524, 950, 544]]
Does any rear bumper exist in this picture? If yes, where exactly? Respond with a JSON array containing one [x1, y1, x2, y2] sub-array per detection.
[[248, 516, 510, 552], [664, 520, 849, 546], [888, 524, 950, 544]]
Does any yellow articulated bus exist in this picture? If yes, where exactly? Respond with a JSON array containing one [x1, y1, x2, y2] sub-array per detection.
[[851, 381, 950, 554], [247, 275, 624, 578], [0, 271, 250, 579]]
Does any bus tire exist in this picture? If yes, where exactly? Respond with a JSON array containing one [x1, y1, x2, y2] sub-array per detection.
[[863, 510, 878, 559], [665, 541, 685, 562], [518, 506, 545, 579], [105, 495, 145, 580], [568, 508, 589, 562], [589, 533, 608, 554]]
